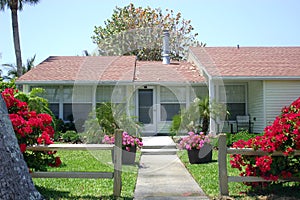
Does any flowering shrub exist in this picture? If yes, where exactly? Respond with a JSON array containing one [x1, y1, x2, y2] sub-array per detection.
[[2, 88, 61, 171], [178, 132, 211, 150], [230, 97, 300, 187], [102, 132, 143, 151]]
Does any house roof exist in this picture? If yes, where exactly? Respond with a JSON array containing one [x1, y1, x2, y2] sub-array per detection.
[[189, 47, 300, 79], [16, 56, 205, 84], [135, 61, 205, 83], [16, 56, 136, 83]]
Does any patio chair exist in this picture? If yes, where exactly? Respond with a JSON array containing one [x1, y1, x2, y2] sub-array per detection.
[[236, 115, 253, 133]]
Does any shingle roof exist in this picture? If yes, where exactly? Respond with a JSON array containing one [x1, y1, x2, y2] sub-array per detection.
[[135, 61, 205, 83], [189, 47, 300, 78], [17, 56, 136, 83], [17, 56, 205, 84]]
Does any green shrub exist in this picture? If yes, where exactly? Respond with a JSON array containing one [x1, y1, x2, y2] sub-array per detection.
[[226, 130, 261, 147], [170, 114, 181, 137], [81, 117, 105, 144], [62, 131, 81, 143], [95, 102, 142, 135]]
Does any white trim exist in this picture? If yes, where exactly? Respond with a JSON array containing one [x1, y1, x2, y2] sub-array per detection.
[[186, 85, 190, 109], [59, 85, 63, 119], [212, 76, 300, 81], [23, 85, 30, 93], [209, 79, 216, 135], [92, 85, 97, 111], [262, 81, 267, 128]]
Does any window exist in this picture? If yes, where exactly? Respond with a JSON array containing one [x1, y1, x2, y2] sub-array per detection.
[[49, 103, 59, 118], [96, 85, 126, 103], [39, 86, 60, 102], [160, 86, 186, 121], [63, 103, 92, 121], [219, 85, 246, 120], [191, 86, 209, 100], [63, 86, 93, 121], [32, 86, 60, 118]]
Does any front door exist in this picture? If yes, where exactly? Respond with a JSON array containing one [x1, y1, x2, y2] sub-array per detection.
[[138, 88, 156, 135]]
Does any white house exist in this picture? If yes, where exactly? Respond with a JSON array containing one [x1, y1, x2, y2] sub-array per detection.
[[188, 46, 300, 134], [16, 46, 300, 135], [16, 56, 208, 136]]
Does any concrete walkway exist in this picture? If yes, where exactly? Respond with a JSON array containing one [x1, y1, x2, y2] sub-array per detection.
[[134, 137, 209, 200]]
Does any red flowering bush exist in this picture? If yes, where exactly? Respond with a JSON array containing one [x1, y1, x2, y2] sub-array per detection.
[[2, 88, 61, 171], [230, 97, 300, 187]]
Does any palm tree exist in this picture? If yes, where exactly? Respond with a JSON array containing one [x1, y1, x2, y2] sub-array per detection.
[[0, 0, 40, 77], [198, 96, 210, 134], [3, 54, 36, 79], [199, 96, 230, 134]]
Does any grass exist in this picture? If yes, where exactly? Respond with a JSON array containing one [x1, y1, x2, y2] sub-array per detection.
[[178, 149, 300, 199], [33, 150, 140, 199]]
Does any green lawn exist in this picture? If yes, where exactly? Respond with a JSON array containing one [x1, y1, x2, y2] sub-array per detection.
[[178, 150, 300, 199], [33, 150, 140, 199]]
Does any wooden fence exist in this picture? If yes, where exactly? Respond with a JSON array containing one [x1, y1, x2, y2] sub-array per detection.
[[218, 133, 300, 196], [27, 130, 123, 197]]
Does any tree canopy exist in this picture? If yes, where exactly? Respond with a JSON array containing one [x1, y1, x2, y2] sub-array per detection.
[[0, 0, 40, 77], [2, 54, 36, 80], [92, 3, 205, 61]]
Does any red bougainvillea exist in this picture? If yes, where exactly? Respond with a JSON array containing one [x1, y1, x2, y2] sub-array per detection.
[[2, 88, 61, 171], [230, 97, 300, 187]]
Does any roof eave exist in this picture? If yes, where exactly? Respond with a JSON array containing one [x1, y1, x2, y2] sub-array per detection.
[[211, 76, 300, 81], [16, 80, 134, 85]]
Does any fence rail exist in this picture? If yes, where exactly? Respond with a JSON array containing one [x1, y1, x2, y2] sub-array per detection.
[[218, 133, 300, 196], [28, 130, 123, 197]]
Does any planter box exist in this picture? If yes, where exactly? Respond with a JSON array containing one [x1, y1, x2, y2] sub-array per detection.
[[187, 144, 212, 164], [112, 146, 137, 165]]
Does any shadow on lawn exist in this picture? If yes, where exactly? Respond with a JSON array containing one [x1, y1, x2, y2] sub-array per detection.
[[36, 185, 133, 200], [230, 183, 300, 200]]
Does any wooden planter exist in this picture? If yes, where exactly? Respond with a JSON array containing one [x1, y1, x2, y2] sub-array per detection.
[[112, 145, 137, 165], [187, 144, 212, 164]]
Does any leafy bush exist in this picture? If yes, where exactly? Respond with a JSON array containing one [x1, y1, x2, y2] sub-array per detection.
[[170, 97, 228, 135], [0, 78, 16, 92], [81, 114, 105, 144], [230, 97, 300, 187], [170, 114, 181, 136], [62, 130, 81, 143], [2, 88, 61, 171], [95, 103, 141, 135], [226, 131, 261, 147]]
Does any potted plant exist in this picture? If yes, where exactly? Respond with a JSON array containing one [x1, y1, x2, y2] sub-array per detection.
[[179, 131, 212, 164], [102, 132, 143, 165]]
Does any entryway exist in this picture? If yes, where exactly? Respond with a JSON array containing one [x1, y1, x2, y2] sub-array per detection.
[[137, 88, 157, 135]]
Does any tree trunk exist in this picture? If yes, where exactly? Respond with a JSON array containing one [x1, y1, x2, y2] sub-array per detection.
[[0, 95, 43, 199], [202, 116, 209, 134], [10, 1, 23, 78]]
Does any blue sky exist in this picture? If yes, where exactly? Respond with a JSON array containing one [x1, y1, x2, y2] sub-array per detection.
[[1, 0, 300, 68]]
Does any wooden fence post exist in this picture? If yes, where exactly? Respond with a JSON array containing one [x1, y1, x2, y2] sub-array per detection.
[[113, 129, 122, 197], [218, 134, 229, 196]]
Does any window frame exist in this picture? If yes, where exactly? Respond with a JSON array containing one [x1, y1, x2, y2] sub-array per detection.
[[218, 83, 247, 121]]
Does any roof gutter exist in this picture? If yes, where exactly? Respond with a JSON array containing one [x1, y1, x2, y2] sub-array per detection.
[[211, 76, 300, 81], [15, 80, 135, 85]]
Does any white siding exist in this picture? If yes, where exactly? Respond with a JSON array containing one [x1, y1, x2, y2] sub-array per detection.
[[248, 81, 264, 133], [265, 81, 300, 126]]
